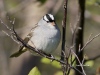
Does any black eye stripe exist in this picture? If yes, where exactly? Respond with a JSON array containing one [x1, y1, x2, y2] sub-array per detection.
[[46, 14, 54, 22]]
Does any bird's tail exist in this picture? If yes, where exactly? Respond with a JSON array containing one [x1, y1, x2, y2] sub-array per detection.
[[10, 47, 27, 58]]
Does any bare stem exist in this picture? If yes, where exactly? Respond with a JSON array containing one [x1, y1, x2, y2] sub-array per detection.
[[61, 0, 68, 75]]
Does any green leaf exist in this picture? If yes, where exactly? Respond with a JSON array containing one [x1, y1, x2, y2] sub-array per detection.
[[55, 71, 63, 75], [41, 57, 61, 68], [28, 67, 41, 75], [85, 60, 94, 67], [51, 61, 61, 69], [86, 0, 96, 5], [68, 55, 76, 66], [69, 69, 75, 75], [41, 57, 51, 64], [37, 0, 47, 4]]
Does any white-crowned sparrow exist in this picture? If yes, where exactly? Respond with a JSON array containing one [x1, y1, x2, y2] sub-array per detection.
[[10, 14, 61, 57]]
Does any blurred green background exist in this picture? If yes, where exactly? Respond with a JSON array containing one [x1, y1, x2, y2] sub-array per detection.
[[0, 0, 100, 75]]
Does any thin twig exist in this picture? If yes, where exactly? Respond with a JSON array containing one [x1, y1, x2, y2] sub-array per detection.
[[81, 33, 100, 51], [71, 50, 86, 75], [72, 33, 100, 64], [75, 0, 85, 74], [0, 18, 12, 32], [67, 13, 81, 75], [2, 30, 20, 44]]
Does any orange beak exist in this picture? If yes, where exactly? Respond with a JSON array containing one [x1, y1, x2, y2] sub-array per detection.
[[51, 22, 55, 26]]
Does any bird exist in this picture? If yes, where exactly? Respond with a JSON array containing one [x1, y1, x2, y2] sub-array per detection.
[[10, 14, 61, 57]]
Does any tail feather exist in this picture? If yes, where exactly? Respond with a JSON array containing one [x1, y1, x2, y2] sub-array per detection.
[[10, 48, 27, 58]]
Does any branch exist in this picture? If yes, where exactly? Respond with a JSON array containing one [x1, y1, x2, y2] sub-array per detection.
[[81, 33, 100, 51], [61, 0, 68, 61], [75, 0, 85, 75], [61, 0, 68, 75], [71, 49, 86, 75], [71, 33, 100, 64]]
